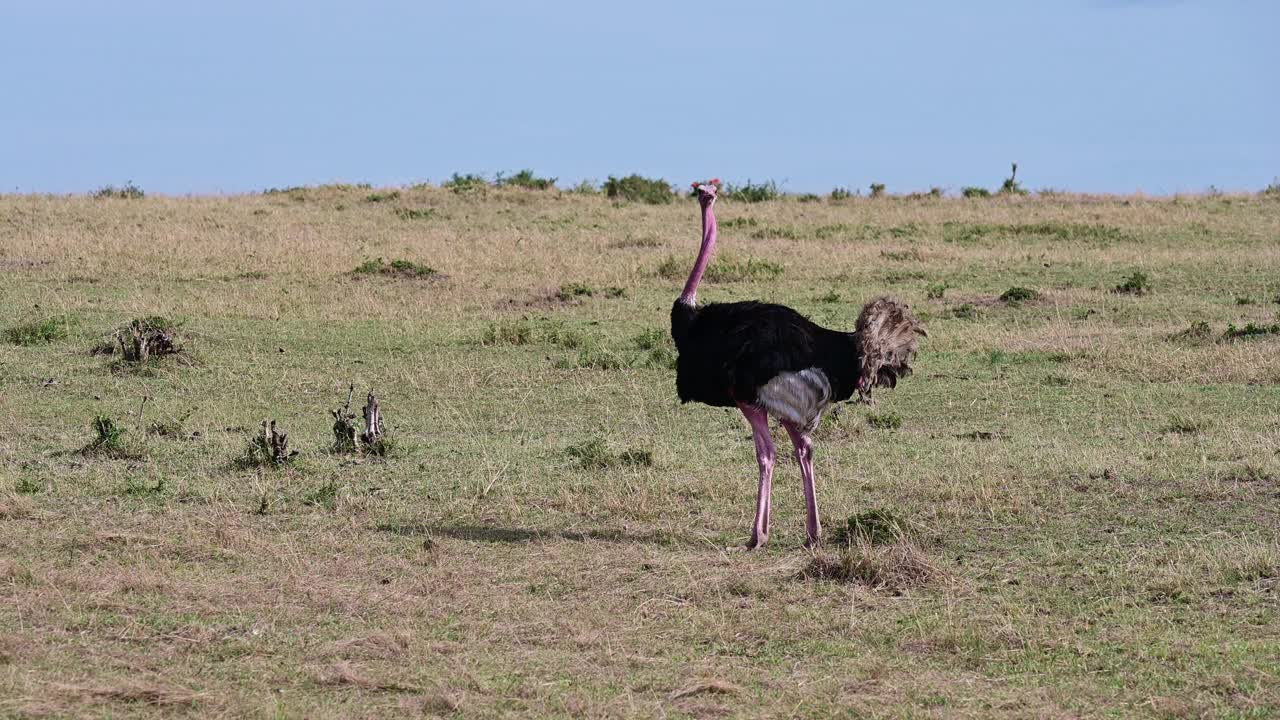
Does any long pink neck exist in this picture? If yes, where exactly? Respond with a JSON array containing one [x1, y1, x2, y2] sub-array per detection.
[[678, 202, 717, 305]]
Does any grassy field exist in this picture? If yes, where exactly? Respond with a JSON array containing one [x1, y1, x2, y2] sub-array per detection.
[[1, 185, 1278, 718]]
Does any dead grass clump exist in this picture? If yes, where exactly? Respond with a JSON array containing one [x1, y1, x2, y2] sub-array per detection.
[[400, 693, 463, 715], [325, 632, 411, 660], [323, 661, 418, 692], [50, 679, 205, 708], [1220, 543, 1280, 584], [671, 680, 741, 699], [802, 539, 941, 593], [1169, 320, 1214, 344]]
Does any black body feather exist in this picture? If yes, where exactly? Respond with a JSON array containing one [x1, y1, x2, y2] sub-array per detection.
[[671, 299, 861, 408]]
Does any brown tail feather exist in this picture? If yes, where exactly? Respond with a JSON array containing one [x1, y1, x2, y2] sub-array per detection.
[[855, 296, 926, 404]]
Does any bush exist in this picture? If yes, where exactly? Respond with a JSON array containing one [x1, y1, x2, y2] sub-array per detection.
[[869, 183, 886, 198], [723, 180, 780, 203], [1113, 271, 1151, 296], [496, 169, 556, 190], [87, 415, 127, 454], [961, 186, 991, 199], [830, 187, 853, 200], [1222, 322, 1280, 341], [603, 174, 673, 204], [443, 173, 488, 193], [365, 190, 401, 203], [92, 182, 144, 199], [568, 180, 598, 194], [925, 283, 947, 300], [999, 286, 1040, 305]]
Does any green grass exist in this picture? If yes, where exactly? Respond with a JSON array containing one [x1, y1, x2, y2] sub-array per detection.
[[352, 257, 438, 279], [5, 315, 73, 345], [1, 187, 1278, 718]]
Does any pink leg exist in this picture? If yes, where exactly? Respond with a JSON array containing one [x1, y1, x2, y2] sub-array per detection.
[[738, 403, 774, 550], [783, 422, 821, 548]]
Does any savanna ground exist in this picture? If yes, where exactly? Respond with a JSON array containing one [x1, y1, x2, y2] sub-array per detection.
[[1, 184, 1278, 718]]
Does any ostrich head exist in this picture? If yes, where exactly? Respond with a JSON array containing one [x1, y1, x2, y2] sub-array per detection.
[[691, 178, 720, 208]]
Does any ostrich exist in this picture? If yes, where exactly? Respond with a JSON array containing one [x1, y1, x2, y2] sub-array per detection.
[[671, 179, 925, 549]]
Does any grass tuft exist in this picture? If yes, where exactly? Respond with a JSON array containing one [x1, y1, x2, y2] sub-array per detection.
[[353, 257, 439, 279], [394, 207, 437, 221], [999, 286, 1040, 305], [1162, 415, 1210, 434], [829, 509, 908, 546], [86, 415, 127, 455], [556, 282, 595, 301], [6, 315, 73, 346], [866, 410, 902, 430], [1113, 270, 1151, 295], [566, 438, 654, 469]]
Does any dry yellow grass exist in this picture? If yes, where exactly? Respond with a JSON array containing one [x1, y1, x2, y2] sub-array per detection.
[[1, 186, 1278, 718]]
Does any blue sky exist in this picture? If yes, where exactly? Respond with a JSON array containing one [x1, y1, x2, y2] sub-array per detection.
[[2, 1, 1276, 195]]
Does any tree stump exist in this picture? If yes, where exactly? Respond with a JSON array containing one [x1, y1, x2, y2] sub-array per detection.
[[116, 319, 179, 363], [331, 386, 358, 453], [360, 392, 384, 449], [260, 420, 297, 465]]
